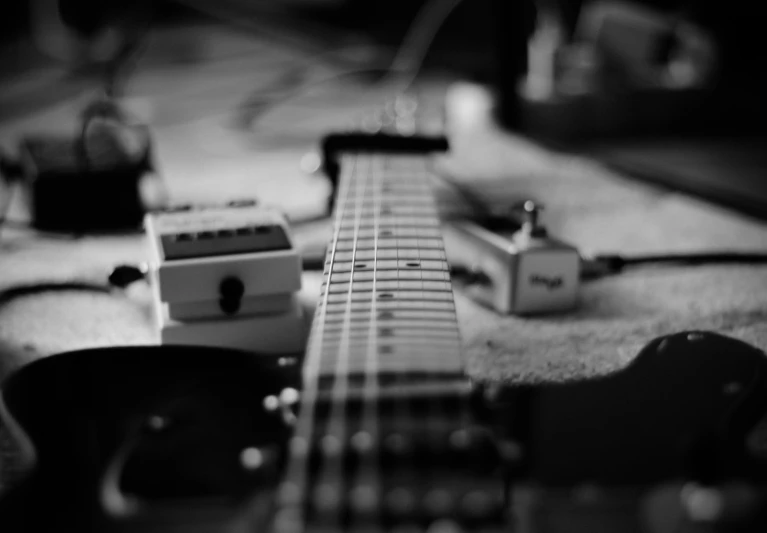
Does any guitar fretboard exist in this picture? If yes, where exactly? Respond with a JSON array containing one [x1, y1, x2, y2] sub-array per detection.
[[272, 152, 477, 533], [308, 152, 463, 379]]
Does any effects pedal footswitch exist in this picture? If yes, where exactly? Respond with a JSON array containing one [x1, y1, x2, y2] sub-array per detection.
[[443, 201, 580, 315]]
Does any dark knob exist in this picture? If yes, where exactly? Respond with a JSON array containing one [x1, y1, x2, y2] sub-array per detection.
[[219, 276, 245, 315], [109, 263, 149, 288]]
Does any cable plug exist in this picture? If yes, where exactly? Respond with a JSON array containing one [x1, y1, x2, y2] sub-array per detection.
[[579, 254, 627, 280]]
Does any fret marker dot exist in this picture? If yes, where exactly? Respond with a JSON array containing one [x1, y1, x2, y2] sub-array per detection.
[[379, 311, 394, 319], [355, 263, 368, 269], [378, 293, 394, 299], [379, 328, 393, 337], [406, 262, 420, 268]]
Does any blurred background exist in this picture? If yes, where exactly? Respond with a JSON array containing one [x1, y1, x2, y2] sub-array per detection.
[[3, 0, 767, 497], [2, 0, 766, 222]]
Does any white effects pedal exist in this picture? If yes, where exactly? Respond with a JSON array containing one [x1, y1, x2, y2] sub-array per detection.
[[443, 201, 580, 315], [145, 201, 305, 353]]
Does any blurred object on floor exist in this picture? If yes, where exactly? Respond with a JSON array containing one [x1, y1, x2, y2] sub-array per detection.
[[488, 1, 767, 222], [590, 136, 767, 222], [495, 0, 767, 138]]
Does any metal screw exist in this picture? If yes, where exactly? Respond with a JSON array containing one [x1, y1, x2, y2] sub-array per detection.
[[657, 338, 670, 353], [278, 356, 298, 367], [522, 200, 542, 228], [146, 414, 170, 432], [514, 200, 547, 237]]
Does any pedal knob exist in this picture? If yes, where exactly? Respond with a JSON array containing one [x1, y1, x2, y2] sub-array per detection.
[[514, 200, 548, 240], [219, 276, 245, 315], [522, 201, 547, 237], [443, 200, 580, 315]]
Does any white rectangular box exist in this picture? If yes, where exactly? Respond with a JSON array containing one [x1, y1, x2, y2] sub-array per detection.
[[158, 297, 306, 354], [149, 248, 301, 304], [443, 221, 580, 315], [165, 293, 295, 321]]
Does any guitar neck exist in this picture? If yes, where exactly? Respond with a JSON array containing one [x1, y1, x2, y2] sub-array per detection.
[[271, 148, 494, 532], [307, 152, 463, 381]]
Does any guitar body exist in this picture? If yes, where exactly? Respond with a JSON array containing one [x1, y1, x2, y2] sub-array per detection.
[[2, 333, 766, 532], [494, 331, 767, 485], [2, 106, 767, 531], [0, 346, 299, 532]]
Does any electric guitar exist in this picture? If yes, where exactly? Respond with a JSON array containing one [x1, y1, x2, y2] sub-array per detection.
[[2, 102, 767, 532]]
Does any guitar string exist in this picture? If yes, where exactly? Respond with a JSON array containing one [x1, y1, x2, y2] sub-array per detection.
[[342, 152, 390, 528], [398, 154, 422, 530], [347, 152, 383, 529], [277, 151, 467, 532], [273, 151, 358, 533], [314, 150, 372, 529]]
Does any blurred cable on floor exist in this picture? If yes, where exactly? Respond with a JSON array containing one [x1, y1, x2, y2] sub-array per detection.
[[177, 0, 465, 128]]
